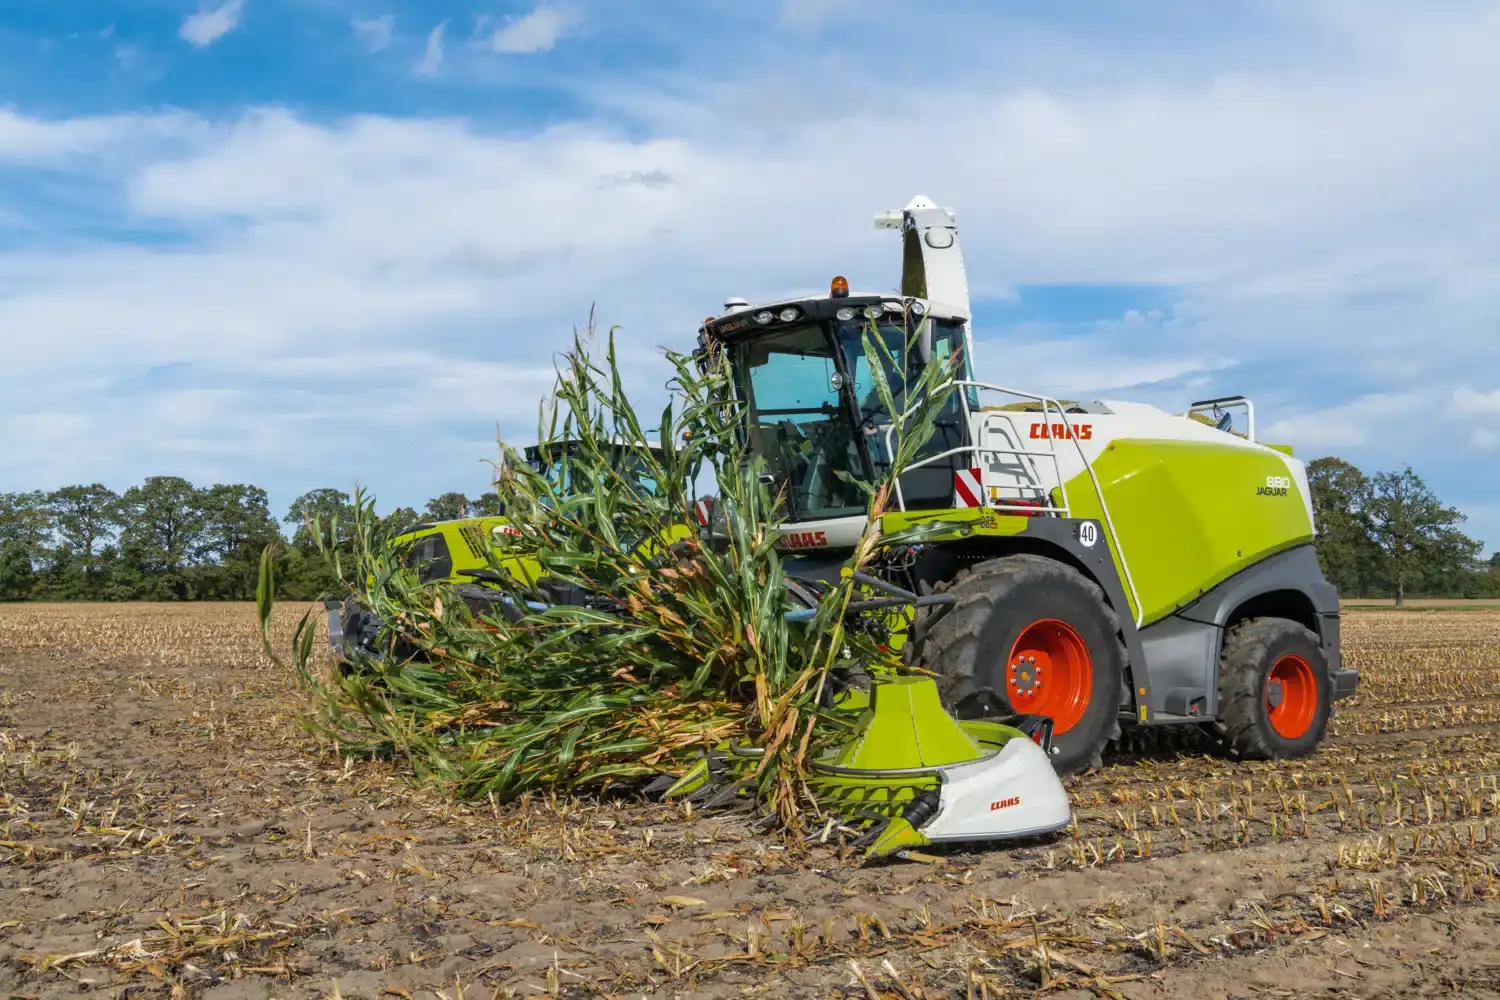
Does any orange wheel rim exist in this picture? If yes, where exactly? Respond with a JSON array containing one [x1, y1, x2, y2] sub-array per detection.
[[1006, 619, 1093, 734], [1266, 654, 1318, 740]]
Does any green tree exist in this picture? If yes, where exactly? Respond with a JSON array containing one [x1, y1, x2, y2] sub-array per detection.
[[470, 493, 506, 517], [48, 484, 121, 591], [0, 491, 51, 601], [1306, 456, 1382, 596], [423, 492, 469, 522], [284, 489, 356, 552], [380, 506, 421, 534], [118, 476, 206, 599], [280, 488, 358, 600], [1414, 526, 1487, 598], [1366, 466, 1468, 607], [198, 484, 280, 599]]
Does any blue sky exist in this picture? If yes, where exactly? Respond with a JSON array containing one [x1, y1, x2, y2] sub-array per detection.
[[2, 0, 1499, 552]]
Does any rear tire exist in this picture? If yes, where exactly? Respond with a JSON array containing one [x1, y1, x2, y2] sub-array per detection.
[[918, 554, 1125, 776], [1217, 617, 1331, 760]]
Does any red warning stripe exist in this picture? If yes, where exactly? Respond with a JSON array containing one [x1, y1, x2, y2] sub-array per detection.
[[953, 467, 983, 508]]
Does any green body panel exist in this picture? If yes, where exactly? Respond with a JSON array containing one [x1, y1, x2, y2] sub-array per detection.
[[880, 506, 1030, 538], [385, 517, 696, 593], [386, 517, 544, 590], [831, 676, 984, 770], [1059, 439, 1314, 625]]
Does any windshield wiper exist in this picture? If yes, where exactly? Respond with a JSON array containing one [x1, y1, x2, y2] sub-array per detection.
[[757, 404, 839, 416]]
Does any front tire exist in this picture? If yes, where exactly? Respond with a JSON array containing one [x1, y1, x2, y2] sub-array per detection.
[[918, 554, 1125, 776], [1217, 617, 1331, 760]]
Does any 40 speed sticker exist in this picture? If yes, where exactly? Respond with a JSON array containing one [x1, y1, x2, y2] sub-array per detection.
[[1078, 522, 1098, 548]]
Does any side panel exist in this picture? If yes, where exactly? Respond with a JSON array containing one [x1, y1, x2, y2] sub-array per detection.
[[1136, 544, 1342, 717], [1135, 616, 1220, 719], [1060, 440, 1315, 626]]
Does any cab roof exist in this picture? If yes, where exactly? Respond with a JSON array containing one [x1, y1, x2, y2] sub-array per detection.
[[700, 293, 968, 344]]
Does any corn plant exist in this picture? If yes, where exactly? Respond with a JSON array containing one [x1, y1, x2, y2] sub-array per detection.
[[258, 309, 960, 834]]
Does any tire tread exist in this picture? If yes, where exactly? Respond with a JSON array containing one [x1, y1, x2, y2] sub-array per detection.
[[920, 553, 1127, 774], [1217, 616, 1328, 760]]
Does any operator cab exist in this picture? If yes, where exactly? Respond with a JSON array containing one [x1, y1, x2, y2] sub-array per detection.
[[698, 278, 975, 531], [519, 439, 662, 500]]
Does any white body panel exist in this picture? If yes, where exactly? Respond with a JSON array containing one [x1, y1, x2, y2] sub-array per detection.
[[924, 737, 1072, 841], [771, 515, 869, 552], [768, 399, 1313, 565], [966, 400, 1309, 514]]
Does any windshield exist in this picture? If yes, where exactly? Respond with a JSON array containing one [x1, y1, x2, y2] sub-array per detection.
[[835, 315, 970, 479], [732, 313, 972, 522], [733, 324, 868, 521], [524, 444, 661, 498]]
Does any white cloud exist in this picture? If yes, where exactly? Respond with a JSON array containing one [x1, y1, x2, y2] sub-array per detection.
[[1474, 427, 1500, 452], [180, 0, 244, 48], [352, 14, 394, 54], [414, 20, 446, 77], [490, 5, 577, 54], [0, 109, 127, 160], [0, 109, 199, 164], [974, 321, 1238, 399], [1262, 393, 1424, 449], [1454, 386, 1500, 415]]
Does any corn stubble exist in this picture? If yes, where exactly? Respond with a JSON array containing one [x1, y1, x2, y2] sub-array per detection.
[[7, 606, 1500, 993], [255, 315, 960, 836]]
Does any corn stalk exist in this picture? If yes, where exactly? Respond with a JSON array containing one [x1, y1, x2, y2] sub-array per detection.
[[258, 309, 960, 835]]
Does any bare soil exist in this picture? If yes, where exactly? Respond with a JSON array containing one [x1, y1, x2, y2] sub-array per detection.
[[4, 603, 1500, 998]]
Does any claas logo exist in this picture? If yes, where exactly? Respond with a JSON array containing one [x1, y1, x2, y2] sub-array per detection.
[[778, 530, 828, 549], [989, 796, 1021, 811], [1029, 422, 1092, 441]]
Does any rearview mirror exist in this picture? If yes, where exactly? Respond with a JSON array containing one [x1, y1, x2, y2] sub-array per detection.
[[914, 323, 933, 366]]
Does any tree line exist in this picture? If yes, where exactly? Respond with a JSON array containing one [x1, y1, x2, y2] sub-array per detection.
[[1308, 458, 1498, 604], [0, 459, 1493, 604], [0, 478, 500, 603]]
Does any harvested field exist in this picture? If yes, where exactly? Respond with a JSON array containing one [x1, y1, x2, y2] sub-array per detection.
[[1340, 598, 1500, 610], [5, 604, 1500, 998]]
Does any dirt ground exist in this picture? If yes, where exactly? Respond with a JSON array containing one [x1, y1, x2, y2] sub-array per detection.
[[5, 604, 1500, 999]]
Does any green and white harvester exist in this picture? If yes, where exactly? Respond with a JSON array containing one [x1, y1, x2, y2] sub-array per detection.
[[693, 195, 1358, 782], [326, 438, 681, 654], [328, 195, 1358, 859]]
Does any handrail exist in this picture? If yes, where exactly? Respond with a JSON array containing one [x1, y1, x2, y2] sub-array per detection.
[[1184, 395, 1256, 442], [885, 443, 1063, 511], [879, 378, 1143, 627], [881, 381, 1071, 513]]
